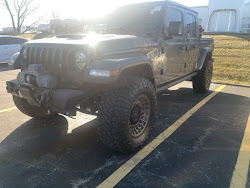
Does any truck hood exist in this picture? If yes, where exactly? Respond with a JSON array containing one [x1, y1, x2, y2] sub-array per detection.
[[25, 33, 156, 53]]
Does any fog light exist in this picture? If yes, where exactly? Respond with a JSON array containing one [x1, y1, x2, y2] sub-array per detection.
[[25, 75, 36, 85], [89, 70, 110, 77]]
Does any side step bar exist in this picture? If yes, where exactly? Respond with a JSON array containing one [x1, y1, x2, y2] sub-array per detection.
[[156, 72, 197, 93]]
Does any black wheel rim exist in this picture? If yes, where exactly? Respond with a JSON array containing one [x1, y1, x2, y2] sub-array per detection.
[[129, 95, 150, 137]]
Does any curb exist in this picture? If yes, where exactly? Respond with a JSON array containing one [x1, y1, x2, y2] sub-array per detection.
[[0, 62, 8, 67], [0, 63, 10, 71], [212, 82, 250, 88]]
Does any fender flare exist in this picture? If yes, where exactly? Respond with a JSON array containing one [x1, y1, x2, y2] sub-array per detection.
[[196, 47, 213, 70], [88, 55, 156, 86], [118, 60, 156, 86]]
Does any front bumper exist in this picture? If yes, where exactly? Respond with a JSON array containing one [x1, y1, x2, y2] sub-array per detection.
[[6, 80, 85, 116]]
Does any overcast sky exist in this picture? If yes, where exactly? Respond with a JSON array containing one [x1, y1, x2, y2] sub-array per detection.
[[0, 0, 209, 31]]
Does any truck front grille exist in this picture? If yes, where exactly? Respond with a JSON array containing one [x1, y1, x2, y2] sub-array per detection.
[[22, 45, 90, 86], [24, 47, 73, 75]]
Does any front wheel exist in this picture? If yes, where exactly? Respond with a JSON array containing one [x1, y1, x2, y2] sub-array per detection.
[[97, 77, 157, 153], [13, 96, 58, 119], [192, 58, 213, 93]]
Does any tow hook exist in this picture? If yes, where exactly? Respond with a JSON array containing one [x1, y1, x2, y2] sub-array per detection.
[[40, 90, 53, 113]]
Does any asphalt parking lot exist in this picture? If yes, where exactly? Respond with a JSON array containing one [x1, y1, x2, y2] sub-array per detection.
[[0, 69, 249, 188]]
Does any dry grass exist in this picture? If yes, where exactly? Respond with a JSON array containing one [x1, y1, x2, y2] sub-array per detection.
[[18, 33, 35, 40], [204, 35, 250, 86]]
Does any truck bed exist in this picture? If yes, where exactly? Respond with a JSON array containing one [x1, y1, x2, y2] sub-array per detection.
[[200, 37, 214, 50]]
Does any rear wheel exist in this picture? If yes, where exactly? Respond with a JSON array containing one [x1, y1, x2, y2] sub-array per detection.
[[97, 77, 157, 153], [192, 57, 213, 93], [13, 96, 57, 119]]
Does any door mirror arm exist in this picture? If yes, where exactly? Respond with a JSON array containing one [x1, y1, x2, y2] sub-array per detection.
[[162, 26, 173, 40]]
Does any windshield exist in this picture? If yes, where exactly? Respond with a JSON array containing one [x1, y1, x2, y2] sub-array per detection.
[[85, 2, 166, 37]]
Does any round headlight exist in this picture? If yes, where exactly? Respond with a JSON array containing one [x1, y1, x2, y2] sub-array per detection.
[[75, 52, 87, 69]]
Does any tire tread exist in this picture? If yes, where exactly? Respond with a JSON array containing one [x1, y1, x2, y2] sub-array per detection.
[[97, 77, 156, 153]]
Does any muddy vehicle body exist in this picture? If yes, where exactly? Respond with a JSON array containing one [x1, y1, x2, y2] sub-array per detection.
[[6, 1, 214, 153]]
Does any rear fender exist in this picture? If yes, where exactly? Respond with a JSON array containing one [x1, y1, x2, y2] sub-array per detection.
[[196, 47, 213, 70]]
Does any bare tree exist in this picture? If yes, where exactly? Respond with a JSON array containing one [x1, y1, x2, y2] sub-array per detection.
[[1, 0, 41, 35]]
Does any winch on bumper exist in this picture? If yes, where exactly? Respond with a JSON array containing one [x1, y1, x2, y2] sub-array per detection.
[[6, 64, 85, 116]]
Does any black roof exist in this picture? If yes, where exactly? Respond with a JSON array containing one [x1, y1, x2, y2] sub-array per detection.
[[126, 0, 198, 14]]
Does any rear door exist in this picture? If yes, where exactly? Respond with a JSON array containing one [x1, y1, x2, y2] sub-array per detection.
[[162, 7, 185, 82], [184, 12, 199, 74]]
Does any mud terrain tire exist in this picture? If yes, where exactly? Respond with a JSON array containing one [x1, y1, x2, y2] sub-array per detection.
[[192, 57, 213, 93], [97, 77, 157, 153]]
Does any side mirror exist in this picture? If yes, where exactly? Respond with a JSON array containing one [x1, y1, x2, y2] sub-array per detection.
[[163, 21, 183, 40], [169, 21, 183, 36]]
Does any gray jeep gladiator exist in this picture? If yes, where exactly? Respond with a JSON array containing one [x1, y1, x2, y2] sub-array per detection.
[[6, 1, 214, 153]]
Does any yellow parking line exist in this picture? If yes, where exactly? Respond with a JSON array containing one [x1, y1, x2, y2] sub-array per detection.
[[97, 85, 226, 188], [230, 114, 250, 188], [0, 107, 17, 113]]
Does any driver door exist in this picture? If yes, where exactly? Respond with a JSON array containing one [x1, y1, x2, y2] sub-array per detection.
[[161, 7, 185, 83]]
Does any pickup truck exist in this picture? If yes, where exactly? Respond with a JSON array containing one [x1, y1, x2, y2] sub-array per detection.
[[6, 1, 214, 153]]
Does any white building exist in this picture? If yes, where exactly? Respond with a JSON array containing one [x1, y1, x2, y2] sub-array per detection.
[[191, 0, 250, 33]]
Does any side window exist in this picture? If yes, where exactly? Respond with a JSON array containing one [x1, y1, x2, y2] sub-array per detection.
[[186, 14, 197, 37], [7, 38, 18, 44], [0, 38, 11, 45], [166, 8, 183, 36], [16, 38, 27, 44], [0, 38, 15, 45], [0, 38, 6, 45]]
